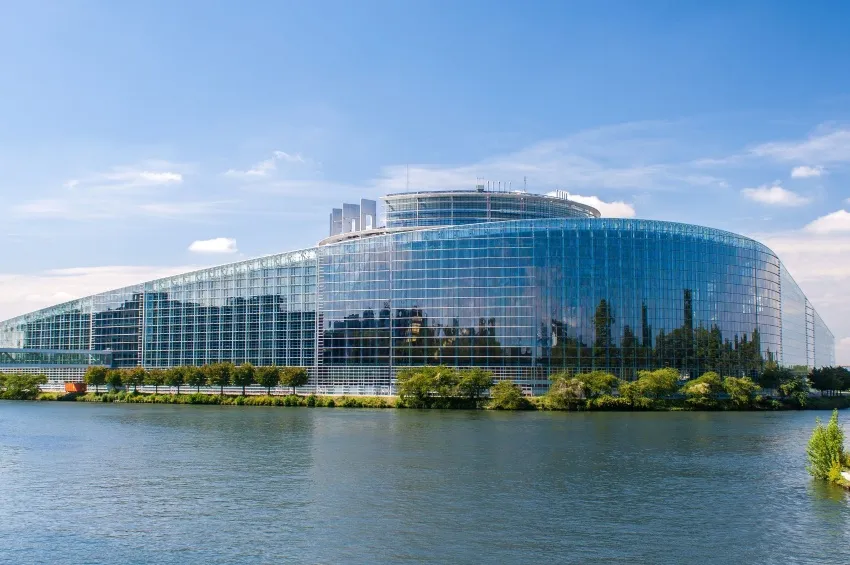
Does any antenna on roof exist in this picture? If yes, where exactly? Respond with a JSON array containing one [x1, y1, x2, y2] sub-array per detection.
[[406, 164, 409, 192], [524, 176, 527, 192]]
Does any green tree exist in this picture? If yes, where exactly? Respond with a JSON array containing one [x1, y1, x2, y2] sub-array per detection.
[[124, 366, 146, 393], [575, 370, 619, 399], [145, 368, 167, 394], [778, 377, 808, 407], [165, 366, 186, 394], [106, 369, 123, 390], [431, 366, 459, 399], [233, 362, 256, 396], [838, 367, 850, 394], [255, 365, 281, 395], [488, 380, 528, 410], [635, 368, 680, 399], [681, 371, 723, 403], [0, 373, 47, 399], [456, 367, 494, 402], [807, 409, 846, 482], [84, 366, 108, 394], [205, 362, 234, 395], [280, 367, 309, 395], [723, 376, 759, 407], [186, 366, 206, 393], [809, 366, 850, 397], [617, 379, 643, 407], [546, 373, 584, 409], [758, 364, 795, 391], [396, 368, 434, 408]]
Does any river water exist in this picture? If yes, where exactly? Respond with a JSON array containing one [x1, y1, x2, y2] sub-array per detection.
[[0, 402, 848, 564]]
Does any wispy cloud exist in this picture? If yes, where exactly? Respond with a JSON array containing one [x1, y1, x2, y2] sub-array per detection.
[[790, 165, 825, 178], [65, 161, 187, 191], [371, 127, 728, 194], [13, 197, 235, 220], [741, 183, 810, 206], [224, 151, 308, 179], [11, 160, 230, 221], [751, 128, 850, 164], [188, 237, 238, 254], [137, 200, 237, 218]]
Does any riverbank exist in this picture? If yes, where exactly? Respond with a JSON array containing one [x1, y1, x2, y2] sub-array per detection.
[[31, 391, 850, 411]]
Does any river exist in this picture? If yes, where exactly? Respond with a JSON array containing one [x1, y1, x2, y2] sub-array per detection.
[[0, 403, 848, 564]]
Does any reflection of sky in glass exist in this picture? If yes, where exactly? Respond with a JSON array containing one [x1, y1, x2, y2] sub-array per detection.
[[0, 218, 834, 389]]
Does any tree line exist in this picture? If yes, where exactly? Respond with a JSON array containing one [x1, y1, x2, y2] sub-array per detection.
[[541, 364, 848, 409], [395, 363, 849, 410], [83, 363, 309, 396], [0, 373, 48, 400], [543, 368, 765, 409]]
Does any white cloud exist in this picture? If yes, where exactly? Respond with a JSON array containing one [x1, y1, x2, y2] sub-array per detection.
[[188, 237, 238, 254], [741, 183, 810, 206], [225, 151, 307, 179], [755, 230, 850, 364], [790, 165, 825, 178], [547, 192, 636, 218], [0, 265, 197, 321], [804, 209, 850, 234], [751, 129, 850, 164]]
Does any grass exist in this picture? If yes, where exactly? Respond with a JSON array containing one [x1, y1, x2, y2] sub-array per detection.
[[31, 390, 850, 411]]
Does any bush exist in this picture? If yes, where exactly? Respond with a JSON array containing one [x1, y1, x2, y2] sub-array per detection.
[[0, 373, 48, 400], [487, 380, 531, 410], [724, 376, 759, 407], [681, 371, 723, 403], [807, 409, 846, 482], [588, 394, 637, 410], [778, 377, 809, 408], [545, 374, 584, 410]]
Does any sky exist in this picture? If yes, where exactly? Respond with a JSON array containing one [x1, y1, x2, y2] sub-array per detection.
[[1, 0, 849, 362]]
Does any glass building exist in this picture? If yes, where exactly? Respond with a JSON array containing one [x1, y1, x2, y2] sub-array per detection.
[[0, 189, 834, 393]]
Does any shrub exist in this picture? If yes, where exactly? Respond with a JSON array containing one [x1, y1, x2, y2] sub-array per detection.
[[0, 373, 48, 400], [456, 368, 494, 402], [778, 377, 809, 408], [487, 380, 530, 410], [545, 375, 584, 410], [724, 376, 759, 407], [588, 394, 635, 410], [635, 368, 680, 399], [807, 409, 846, 482], [681, 372, 723, 403]]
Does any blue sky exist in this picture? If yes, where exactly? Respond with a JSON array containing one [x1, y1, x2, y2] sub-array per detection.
[[1, 0, 850, 361]]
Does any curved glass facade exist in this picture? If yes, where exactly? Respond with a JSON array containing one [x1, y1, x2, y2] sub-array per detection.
[[0, 191, 834, 392]]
